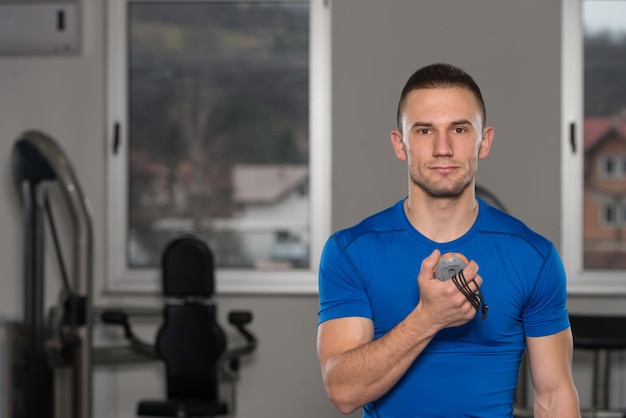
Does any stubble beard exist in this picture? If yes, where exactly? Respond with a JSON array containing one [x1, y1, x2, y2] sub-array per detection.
[[409, 166, 474, 199]]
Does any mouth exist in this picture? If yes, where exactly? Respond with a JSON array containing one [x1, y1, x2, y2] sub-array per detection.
[[430, 165, 457, 174]]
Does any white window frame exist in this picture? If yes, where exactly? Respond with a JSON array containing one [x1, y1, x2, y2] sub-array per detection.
[[105, 0, 331, 294], [562, 0, 626, 294]]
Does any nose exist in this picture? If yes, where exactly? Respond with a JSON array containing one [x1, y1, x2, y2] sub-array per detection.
[[433, 132, 453, 157]]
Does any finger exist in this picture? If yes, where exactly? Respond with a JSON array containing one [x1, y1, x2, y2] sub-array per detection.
[[459, 261, 481, 287], [466, 278, 478, 293], [451, 271, 479, 304], [467, 275, 483, 293]]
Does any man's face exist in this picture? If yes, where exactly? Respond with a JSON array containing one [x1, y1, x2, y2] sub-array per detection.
[[391, 87, 493, 198]]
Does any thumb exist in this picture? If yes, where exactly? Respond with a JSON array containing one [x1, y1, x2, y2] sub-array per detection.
[[420, 249, 441, 280]]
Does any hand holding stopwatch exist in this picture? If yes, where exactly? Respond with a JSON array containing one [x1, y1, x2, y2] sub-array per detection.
[[434, 252, 488, 320]]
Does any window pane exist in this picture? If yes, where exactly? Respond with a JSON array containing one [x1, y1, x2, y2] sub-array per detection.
[[603, 155, 616, 176], [583, 0, 626, 269], [603, 202, 616, 225], [127, 2, 310, 269]]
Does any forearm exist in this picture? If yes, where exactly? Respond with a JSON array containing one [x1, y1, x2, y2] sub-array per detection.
[[533, 385, 581, 418], [322, 308, 437, 414], [527, 330, 580, 418]]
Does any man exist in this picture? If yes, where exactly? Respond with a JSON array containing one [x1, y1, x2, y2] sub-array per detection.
[[317, 63, 580, 417]]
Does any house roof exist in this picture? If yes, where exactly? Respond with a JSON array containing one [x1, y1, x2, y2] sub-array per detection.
[[585, 116, 626, 151], [233, 164, 308, 204]]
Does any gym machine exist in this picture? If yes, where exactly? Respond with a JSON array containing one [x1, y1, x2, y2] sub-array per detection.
[[10, 130, 256, 418]]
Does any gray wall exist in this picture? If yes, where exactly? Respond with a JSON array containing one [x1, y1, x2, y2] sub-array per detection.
[[0, 0, 616, 416], [331, 0, 562, 239]]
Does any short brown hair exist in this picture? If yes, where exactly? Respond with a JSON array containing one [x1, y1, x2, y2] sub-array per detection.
[[396, 63, 486, 131]]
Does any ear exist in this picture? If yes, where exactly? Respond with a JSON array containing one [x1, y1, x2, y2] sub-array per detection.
[[478, 126, 494, 159], [391, 129, 407, 161]]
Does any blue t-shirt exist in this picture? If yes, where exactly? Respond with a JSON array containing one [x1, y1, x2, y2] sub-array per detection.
[[318, 198, 570, 418]]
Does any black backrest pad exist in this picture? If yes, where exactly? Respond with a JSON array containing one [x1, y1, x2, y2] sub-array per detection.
[[162, 236, 215, 297]]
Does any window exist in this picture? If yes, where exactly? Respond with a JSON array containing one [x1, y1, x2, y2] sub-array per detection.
[[602, 155, 617, 177], [602, 201, 618, 226], [600, 154, 626, 178], [106, 0, 330, 293], [563, 0, 626, 292]]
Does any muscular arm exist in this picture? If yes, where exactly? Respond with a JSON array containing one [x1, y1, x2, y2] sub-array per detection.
[[527, 328, 581, 418], [317, 250, 482, 414], [317, 309, 435, 414]]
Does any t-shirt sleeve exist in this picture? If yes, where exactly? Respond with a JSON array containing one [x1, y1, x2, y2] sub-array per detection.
[[522, 244, 571, 337], [317, 234, 372, 325]]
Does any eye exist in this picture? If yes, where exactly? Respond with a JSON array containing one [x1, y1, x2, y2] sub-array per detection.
[[418, 128, 430, 135], [454, 127, 467, 134]]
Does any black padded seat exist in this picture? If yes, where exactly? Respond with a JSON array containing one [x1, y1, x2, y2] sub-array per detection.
[[138, 399, 227, 417], [570, 314, 626, 418]]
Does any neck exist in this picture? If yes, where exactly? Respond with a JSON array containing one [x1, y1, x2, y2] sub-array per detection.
[[404, 188, 479, 243]]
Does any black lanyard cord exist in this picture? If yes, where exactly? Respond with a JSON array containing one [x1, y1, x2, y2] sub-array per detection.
[[451, 270, 488, 320]]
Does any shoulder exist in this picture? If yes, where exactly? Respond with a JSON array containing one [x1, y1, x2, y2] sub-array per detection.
[[330, 200, 404, 249], [477, 199, 554, 257]]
